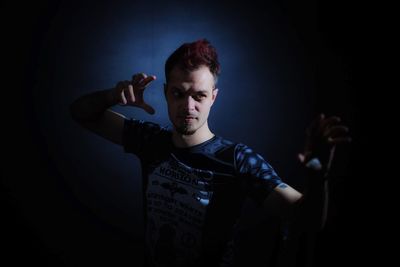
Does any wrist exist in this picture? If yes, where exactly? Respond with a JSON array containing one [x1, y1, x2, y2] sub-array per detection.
[[304, 157, 327, 183], [105, 88, 119, 106], [305, 157, 322, 171]]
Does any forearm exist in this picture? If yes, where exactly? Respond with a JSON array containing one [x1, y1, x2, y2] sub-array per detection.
[[294, 168, 328, 233], [70, 89, 117, 122]]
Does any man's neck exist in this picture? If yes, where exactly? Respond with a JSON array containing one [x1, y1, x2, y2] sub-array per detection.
[[172, 124, 215, 148]]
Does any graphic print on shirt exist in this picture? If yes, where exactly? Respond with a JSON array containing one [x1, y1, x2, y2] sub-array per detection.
[[146, 155, 213, 266]]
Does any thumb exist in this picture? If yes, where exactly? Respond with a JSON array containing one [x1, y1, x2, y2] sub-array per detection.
[[298, 153, 306, 163], [142, 103, 155, 115]]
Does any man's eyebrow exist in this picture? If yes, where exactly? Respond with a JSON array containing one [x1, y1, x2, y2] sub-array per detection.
[[170, 87, 186, 94], [171, 87, 209, 94], [195, 90, 209, 94]]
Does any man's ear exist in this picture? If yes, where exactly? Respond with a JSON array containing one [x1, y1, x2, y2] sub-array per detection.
[[211, 88, 219, 103]]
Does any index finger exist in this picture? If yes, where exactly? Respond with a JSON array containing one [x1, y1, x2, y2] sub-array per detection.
[[321, 116, 341, 130], [132, 73, 147, 84], [139, 75, 157, 89]]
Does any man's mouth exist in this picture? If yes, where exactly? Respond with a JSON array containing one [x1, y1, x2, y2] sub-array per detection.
[[179, 115, 197, 122]]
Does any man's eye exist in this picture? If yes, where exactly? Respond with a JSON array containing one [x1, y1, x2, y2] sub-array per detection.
[[172, 91, 183, 98], [194, 95, 206, 101]]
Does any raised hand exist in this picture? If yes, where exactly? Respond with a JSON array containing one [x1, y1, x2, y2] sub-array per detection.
[[298, 114, 351, 174], [113, 73, 156, 114]]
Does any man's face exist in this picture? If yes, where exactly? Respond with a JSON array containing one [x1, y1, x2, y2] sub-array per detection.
[[165, 65, 218, 135]]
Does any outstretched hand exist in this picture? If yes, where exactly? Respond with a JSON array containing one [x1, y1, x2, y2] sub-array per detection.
[[298, 114, 351, 175], [113, 73, 156, 114]]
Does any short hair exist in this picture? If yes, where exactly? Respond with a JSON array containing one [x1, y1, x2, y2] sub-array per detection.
[[165, 39, 220, 84]]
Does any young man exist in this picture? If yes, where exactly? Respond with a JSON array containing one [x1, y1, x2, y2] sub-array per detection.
[[70, 39, 350, 267]]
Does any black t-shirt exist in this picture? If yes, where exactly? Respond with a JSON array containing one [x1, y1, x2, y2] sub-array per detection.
[[123, 119, 283, 267]]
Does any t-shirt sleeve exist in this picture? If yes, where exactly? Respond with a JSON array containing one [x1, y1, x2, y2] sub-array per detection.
[[122, 118, 167, 158], [235, 143, 283, 202]]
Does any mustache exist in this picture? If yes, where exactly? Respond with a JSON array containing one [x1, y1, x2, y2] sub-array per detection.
[[178, 113, 197, 118]]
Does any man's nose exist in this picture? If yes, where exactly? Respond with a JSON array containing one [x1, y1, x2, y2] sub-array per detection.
[[184, 96, 196, 111]]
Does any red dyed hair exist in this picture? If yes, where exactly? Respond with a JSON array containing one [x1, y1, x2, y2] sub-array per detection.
[[165, 39, 220, 84]]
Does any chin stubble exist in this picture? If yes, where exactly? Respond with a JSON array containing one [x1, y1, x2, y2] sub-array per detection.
[[175, 124, 196, 135], [174, 118, 207, 136]]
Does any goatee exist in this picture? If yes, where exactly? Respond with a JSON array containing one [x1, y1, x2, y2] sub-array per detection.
[[176, 125, 196, 135]]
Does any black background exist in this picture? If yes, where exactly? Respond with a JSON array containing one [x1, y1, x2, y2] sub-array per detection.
[[2, 0, 372, 266]]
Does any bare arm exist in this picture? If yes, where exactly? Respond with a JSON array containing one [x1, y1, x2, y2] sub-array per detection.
[[70, 73, 156, 145]]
